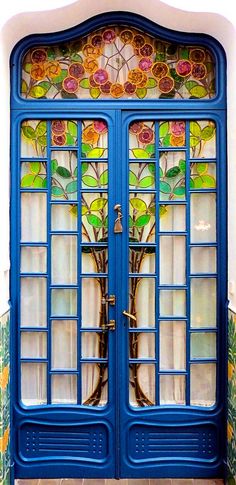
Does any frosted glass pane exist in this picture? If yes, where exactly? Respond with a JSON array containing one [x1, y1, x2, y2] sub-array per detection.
[[52, 320, 77, 369], [191, 247, 216, 274], [51, 374, 77, 404], [82, 364, 108, 406], [160, 290, 186, 317], [191, 278, 216, 328], [130, 278, 155, 327], [191, 332, 216, 359], [191, 194, 216, 243], [129, 333, 155, 359], [82, 247, 108, 274], [21, 363, 47, 405], [21, 277, 47, 327], [81, 278, 106, 327], [82, 332, 108, 359], [160, 375, 185, 405], [51, 289, 77, 316], [21, 332, 47, 358], [21, 193, 47, 242], [129, 364, 155, 407], [160, 321, 186, 370], [51, 236, 77, 284], [51, 204, 77, 231], [191, 363, 216, 406], [160, 204, 186, 232], [21, 246, 47, 273], [160, 236, 186, 285], [129, 248, 155, 274]]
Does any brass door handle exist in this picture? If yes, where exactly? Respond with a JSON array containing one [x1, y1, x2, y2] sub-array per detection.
[[122, 310, 137, 322]]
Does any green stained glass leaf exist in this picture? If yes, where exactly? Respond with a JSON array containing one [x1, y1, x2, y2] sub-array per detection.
[[135, 214, 151, 227], [82, 144, 92, 156], [61, 90, 77, 99], [35, 121, 47, 137], [80, 78, 90, 89], [90, 87, 101, 99], [179, 159, 186, 173], [81, 162, 88, 175], [159, 121, 169, 138], [190, 136, 200, 148], [81, 205, 88, 215], [148, 163, 155, 175], [22, 126, 36, 140], [51, 186, 65, 197], [131, 149, 149, 159], [169, 68, 183, 83], [201, 125, 215, 141], [73, 167, 78, 178], [146, 144, 155, 156], [190, 178, 195, 188], [37, 135, 47, 147], [29, 85, 47, 98], [129, 215, 134, 227], [21, 174, 44, 188], [23, 62, 32, 74], [180, 47, 189, 59], [66, 133, 75, 145], [166, 166, 180, 178], [29, 162, 41, 175], [130, 198, 147, 212], [51, 159, 58, 174], [194, 175, 216, 188], [189, 85, 207, 98], [71, 53, 83, 62], [147, 78, 157, 88], [173, 186, 185, 196], [185, 80, 198, 92], [82, 175, 98, 187], [129, 171, 138, 186], [159, 166, 163, 177], [159, 181, 171, 194], [68, 121, 77, 137], [47, 47, 56, 59], [139, 176, 154, 188], [42, 178, 47, 188], [136, 88, 147, 99], [190, 121, 201, 137], [160, 205, 167, 217], [196, 163, 208, 175], [99, 170, 108, 186], [53, 69, 68, 84], [103, 215, 108, 228], [37, 81, 51, 93], [87, 148, 105, 159], [56, 166, 71, 178], [86, 214, 103, 228], [90, 198, 107, 211], [21, 80, 28, 94], [162, 134, 171, 147], [148, 204, 155, 215], [65, 181, 77, 194]]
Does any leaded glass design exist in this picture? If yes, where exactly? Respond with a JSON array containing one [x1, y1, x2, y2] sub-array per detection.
[[21, 26, 216, 100]]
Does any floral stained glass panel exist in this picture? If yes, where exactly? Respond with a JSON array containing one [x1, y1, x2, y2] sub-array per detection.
[[21, 26, 216, 100]]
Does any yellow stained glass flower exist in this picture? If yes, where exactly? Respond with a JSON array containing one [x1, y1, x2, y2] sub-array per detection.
[[82, 124, 100, 145]]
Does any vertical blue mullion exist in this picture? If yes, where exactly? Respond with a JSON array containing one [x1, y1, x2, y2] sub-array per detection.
[[155, 120, 160, 406], [185, 120, 191, 406], [18, 121, 22, 404], [77, 120, 82, 405], [46, 119, 51, 405]]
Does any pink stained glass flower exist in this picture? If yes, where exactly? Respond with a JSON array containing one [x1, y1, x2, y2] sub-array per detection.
[[139, 43, 154, 57], [51, 120, 66, 135], [93, 120, 108, 134], [176, 60, 192, 77], [91, 34, 103, 48], [124, 81, 136, 94], [138, 127, 154, 144], [62, 76, 79, 93], [69, 62, 85, 79], [139, 57, 153, 72], [191, 63, 207, 80], [52, 134, 66, 146], [169, 121, 185, 137], [102, 29, 116, 44], [93, 68, 109, 85], [31, 48, 47, 64], [89, 75, 97, 87], [129, 121, 144, 134], [100, 81, 112, 94]]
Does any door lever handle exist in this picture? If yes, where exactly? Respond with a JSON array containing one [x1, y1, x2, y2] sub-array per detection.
[[122, 310, 137, 322]]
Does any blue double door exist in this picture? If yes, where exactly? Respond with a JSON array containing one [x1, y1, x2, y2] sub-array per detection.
[[14, 110, 226, 479]]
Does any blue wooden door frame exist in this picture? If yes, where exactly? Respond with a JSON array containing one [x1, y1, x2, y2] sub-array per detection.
[[10, 11, 227, 481]]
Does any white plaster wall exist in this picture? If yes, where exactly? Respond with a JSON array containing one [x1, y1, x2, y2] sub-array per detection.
[[0, 0, 235, 313]]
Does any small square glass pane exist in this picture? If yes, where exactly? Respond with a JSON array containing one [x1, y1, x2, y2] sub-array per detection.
[[21, 193, 47, 242], [160, 236, 186, 285], [191, 278, 216, 328], [21, 363, 47, 406], [21, 161, 47, 189], [129, 364, 155, 407], [21, 246, 47, 273], [159, 204, 186, 232], [160, 321, 186, 370], [190, 363, 216, 407], [129, 247, 155, 274], [82, 332, 108, 359], [51, 236, 77, 285], [21, 120, 47, 158], [51, 151, 77, 200], [160, 290, 186, 317], [191, 247, 216, 274], [82, 278, 106, 327], [82, 364, 108, 406], [21, 332, 47, 358], [159, 151, 186, 201], [21, 277, 47, 327], [129, 332, 155, 359], [130, 278, 155, 327], [51, 204, 77, 231], [52, 320, 77, 369], [129, 193, 155, 243], [191, 332, 216, 359], [160, 374, 186, 405], [191, 193, 216, 243], [51, 289, 77, 316], [51, 374, 77, 404]]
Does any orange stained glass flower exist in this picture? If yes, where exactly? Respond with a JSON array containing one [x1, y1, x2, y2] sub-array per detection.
[[120, 29, 134, 44], [128, 68, 145, 86], [158, 75, 174, 93], [82, 44, 102, 58], [151, 62, 169, 79], [137, 72, 148, 88], [190, 48, 206, 63], [45, 61, 62, 79], [110, 83, 125, 98], [170, 134, 185, 147], [83, 57, 99, 74], [30, 63, 46, 81], [191, 63, 207, 80], [82, 124, 100, 145]]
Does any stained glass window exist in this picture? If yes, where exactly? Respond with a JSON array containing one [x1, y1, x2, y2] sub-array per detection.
[[21, 26, 216, 100]]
